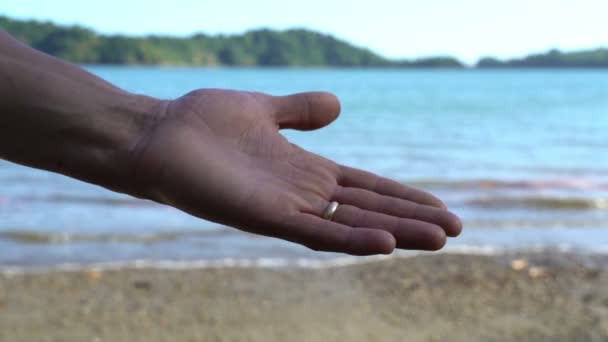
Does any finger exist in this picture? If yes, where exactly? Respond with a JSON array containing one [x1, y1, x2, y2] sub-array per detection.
[[333, 187, 462, 237], [276, 213, 396, 256], [338, 165, 447, 209], [271, 92, 341, 131], [332, 204, 447, 251]]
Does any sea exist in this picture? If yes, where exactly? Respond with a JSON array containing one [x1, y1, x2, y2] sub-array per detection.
[[1, 67, 608, 270]]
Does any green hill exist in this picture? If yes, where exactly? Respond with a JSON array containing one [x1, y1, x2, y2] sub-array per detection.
[[0, 16, 463, 67], [477, 48, 608, 68]]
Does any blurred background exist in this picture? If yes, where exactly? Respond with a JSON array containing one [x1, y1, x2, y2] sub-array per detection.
[[1, 1, 608, 341], [2, 0, 608, 265]]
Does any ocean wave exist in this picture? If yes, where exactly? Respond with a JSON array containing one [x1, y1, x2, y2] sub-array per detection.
[[0, 228, 238, 244], [1, 256, 391, 275], [2, 246, 607, 275], [407, 178, 608, 191], [12, 194, 159, 207], [467, 196, 608, 210], [464, 217, 608, 229]]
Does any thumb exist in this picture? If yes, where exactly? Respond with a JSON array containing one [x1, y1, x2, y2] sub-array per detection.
[[272, 92, 341, 131]]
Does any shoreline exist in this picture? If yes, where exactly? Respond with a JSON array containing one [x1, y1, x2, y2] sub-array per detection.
[[3, 247, 608, 275], [1, 251, 607, 341]]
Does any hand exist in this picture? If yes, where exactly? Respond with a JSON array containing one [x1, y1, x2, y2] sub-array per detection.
[[130, 89, 462, 255], [0, 32, 461, 256]]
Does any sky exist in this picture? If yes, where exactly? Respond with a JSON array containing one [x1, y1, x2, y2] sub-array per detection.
[[2, 0, 608, 64]]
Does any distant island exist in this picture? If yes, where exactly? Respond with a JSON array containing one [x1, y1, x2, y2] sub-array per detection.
[[2, 15, 608, 68], [476, 48, 608, 68]]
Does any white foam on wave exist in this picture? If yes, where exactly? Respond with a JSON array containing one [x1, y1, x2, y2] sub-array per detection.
[[2, 244, 604, 276], [0, 255, 394, 276], [588, 244, 608, 254]]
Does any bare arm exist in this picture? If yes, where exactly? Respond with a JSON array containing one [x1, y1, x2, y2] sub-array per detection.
[[0, 31, 461, 255], [0, 31, 164, 194]]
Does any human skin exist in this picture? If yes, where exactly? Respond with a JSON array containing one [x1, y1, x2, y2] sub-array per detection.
[[0, 31, 461, 256]]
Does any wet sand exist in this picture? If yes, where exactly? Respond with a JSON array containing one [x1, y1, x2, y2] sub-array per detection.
[[1, 252, 607, 341]]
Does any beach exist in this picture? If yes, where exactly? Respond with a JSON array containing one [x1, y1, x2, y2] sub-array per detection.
[[1, 252, 607, 341]]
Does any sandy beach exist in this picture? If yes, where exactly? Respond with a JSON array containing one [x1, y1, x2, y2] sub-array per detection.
[[0, 252, 607, 341]]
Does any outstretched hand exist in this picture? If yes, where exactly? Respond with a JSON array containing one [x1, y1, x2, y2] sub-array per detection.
[[130, 89, 461, 255], [0, 32, 459, 256]]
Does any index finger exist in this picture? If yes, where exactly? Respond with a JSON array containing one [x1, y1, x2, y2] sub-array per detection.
[[337, 165, 447, 209]]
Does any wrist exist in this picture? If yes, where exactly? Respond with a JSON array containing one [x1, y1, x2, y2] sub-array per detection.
[[87, 92, 169, 197]]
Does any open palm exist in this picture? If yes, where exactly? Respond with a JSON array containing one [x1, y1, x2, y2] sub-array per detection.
[[131, 89, 461, 255]]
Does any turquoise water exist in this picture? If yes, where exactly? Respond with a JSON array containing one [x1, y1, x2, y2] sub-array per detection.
[[1, 68, 608, 267]]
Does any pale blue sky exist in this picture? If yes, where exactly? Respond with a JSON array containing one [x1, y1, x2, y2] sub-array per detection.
[[3, 0, 607, 63]]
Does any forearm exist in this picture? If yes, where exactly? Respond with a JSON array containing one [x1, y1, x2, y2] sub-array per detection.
[[0, 31, 163, 195]]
